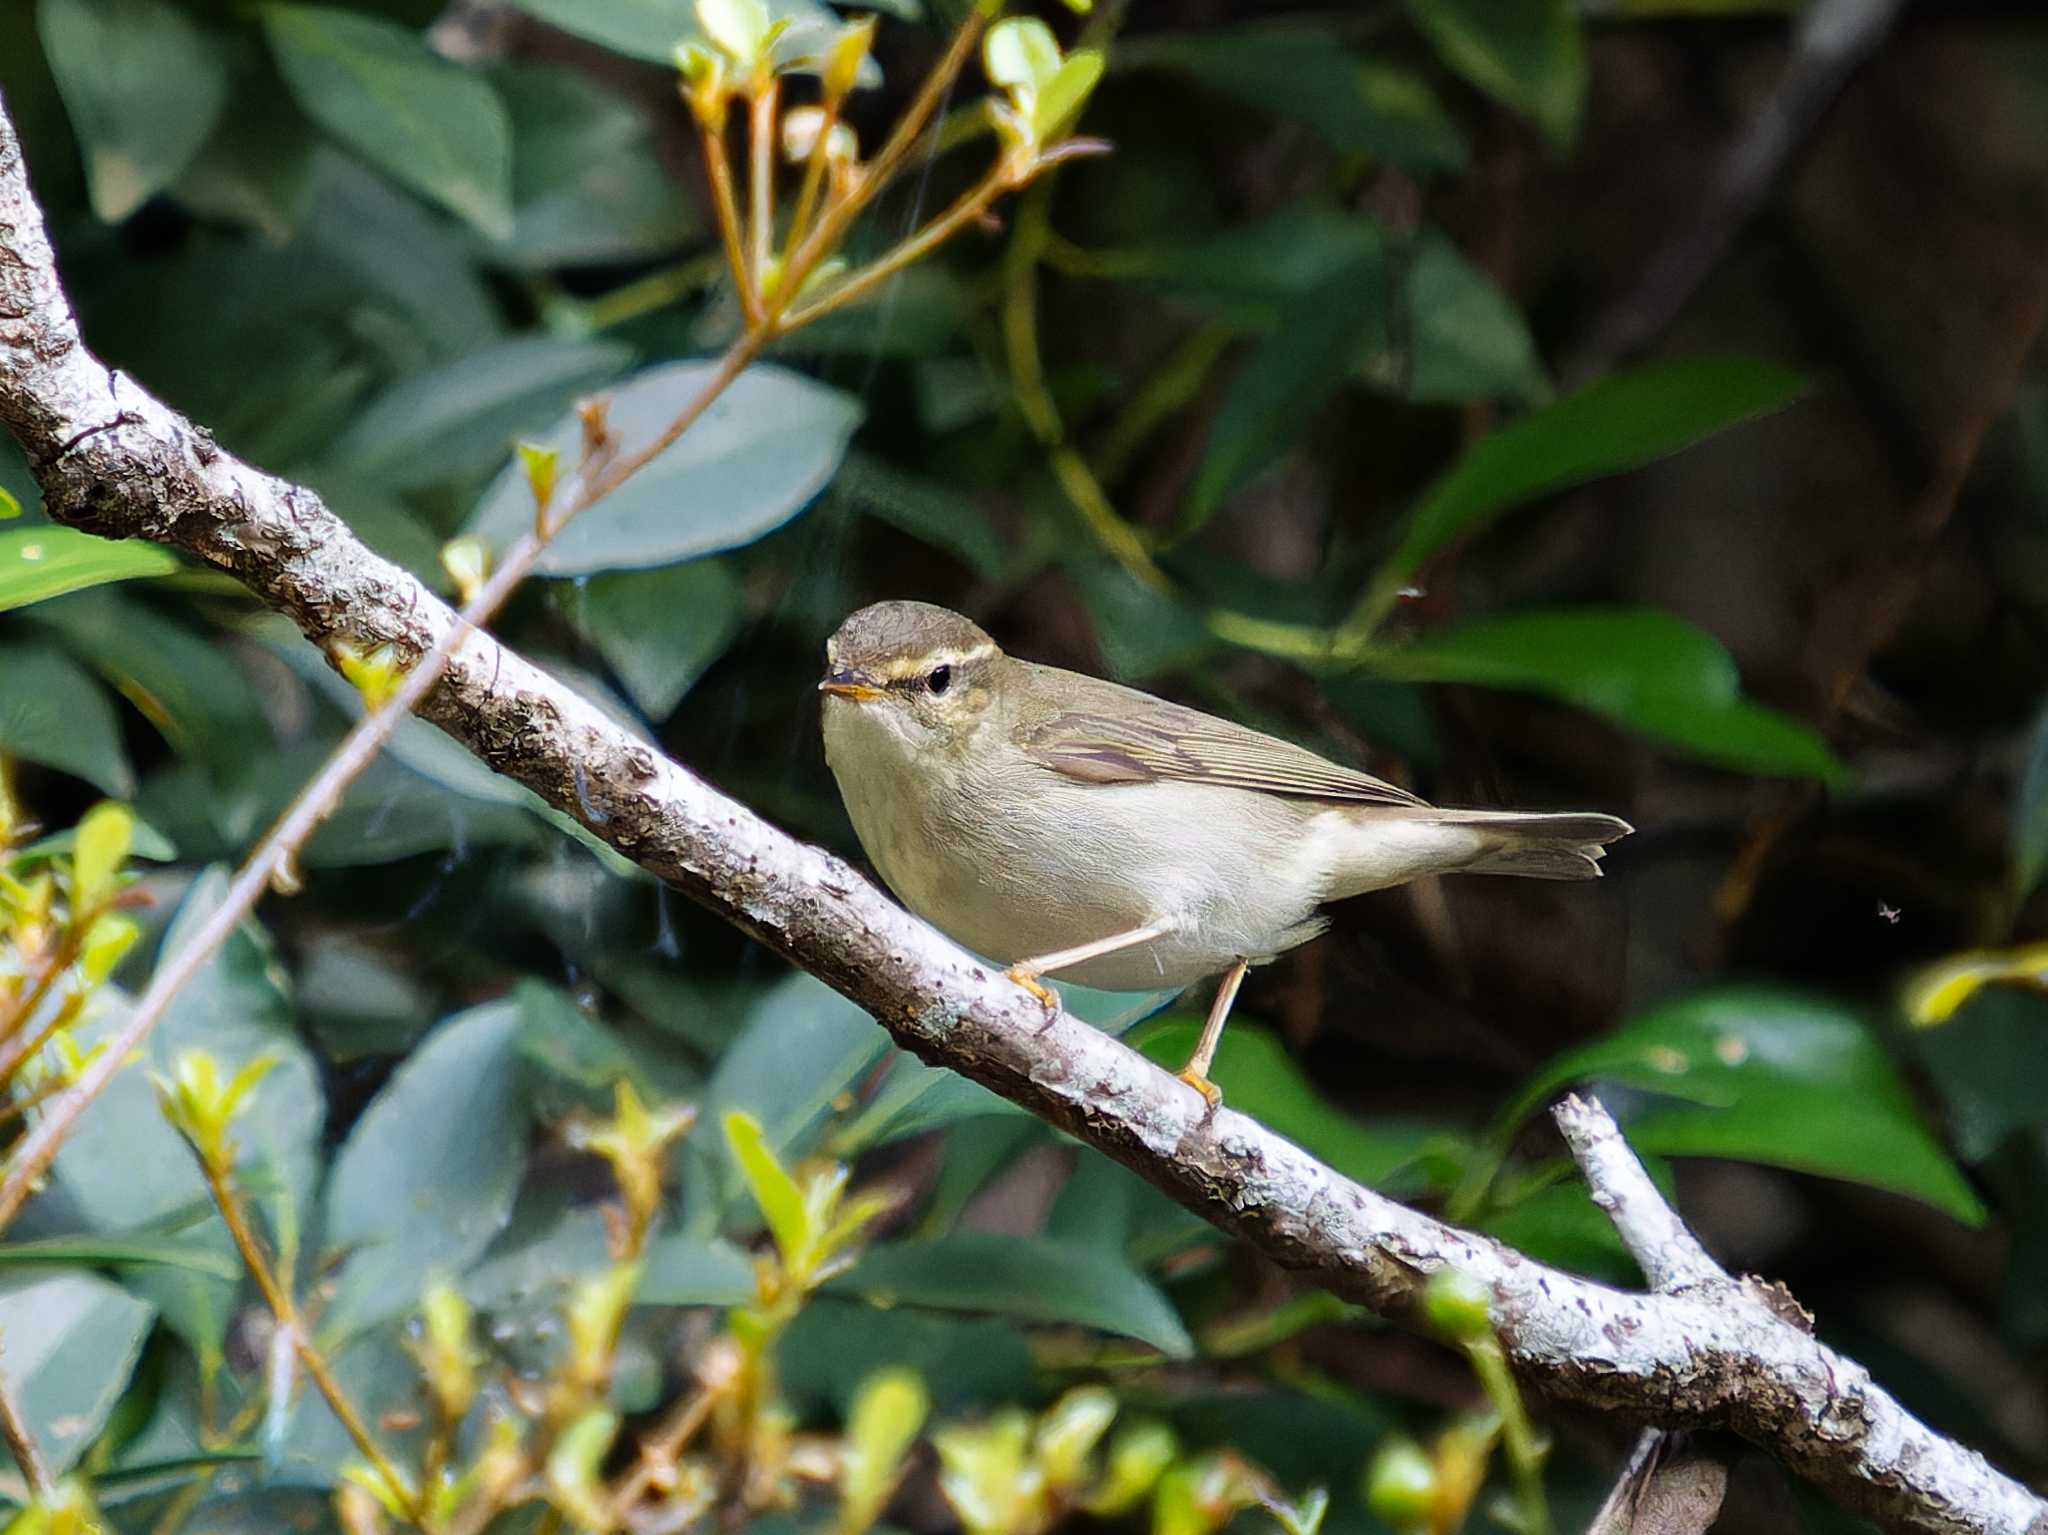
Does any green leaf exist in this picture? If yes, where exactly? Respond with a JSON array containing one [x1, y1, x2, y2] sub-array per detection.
[[1121, 208, 1385, 335], [1912, 986, 2048, 1163], [705, 975, 891, 1168], [723, 1109, 811, 1266], [779, 1299, 1036, 1417], [37, 0, 230, 221], [263, 4, 513, 238], [1377, 356, 1806, 596], [835, 454, 1006, 578], [0, 486, 19, 520], [638, 1233, 756, 1306], [1402, 0, 1584, 147], [70, 800, 133, 913], [1506, 987, 1985, 1224], [0, 527, 179, 613], [2016, 700, 2048, 897], [0, 1235, 238, 1277], [465, 360, 862, 575], [0, 1273, 154, 1477], [509, 0, 835, 65], [493, 63, 698, 270], [20, 591, 272, 777], [985, 17, 1063, 94], [833, 1233, 1194, 1357], [0, 644, 134, 795], [1132, 1019, 1439, 1192], [1034, 50, 1103, 141], [323, 337, 633, 491], [556, 559, 741, 719], [1399, 230, 1549, 405], [1189, 249, 1388, 526], [1381, 606, 1846, 781], [321, 1001, 533, 1338], [1126, 28, 1466, 172]]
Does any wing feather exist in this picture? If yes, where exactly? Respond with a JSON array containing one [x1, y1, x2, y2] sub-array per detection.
[[1016, 667, 1423, 807]]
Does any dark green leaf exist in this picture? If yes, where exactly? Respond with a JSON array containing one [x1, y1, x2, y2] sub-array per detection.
[[705, 975, 890, 1166], [324, 337, 633, 490], [321, 1000, 533, 1338], [510, 0, 836, 65], [1378, 356, 1806, 593], [173, 42, 317, 242], [833, 1232, 1193, 1356], [465, 361, 862, 575], [492, 63, 698, 269], [1381, 606, 1846, 781], [779, 1299, 1036, 1417], [556, 559, 742, 719], [1133, 1019, 1440, 1192], [1121, 208, 1384, 332], [1070, 561, 1212, 679], [639, 1233, 756, 1306], [0, 527, 178, 613], [836, 453, 1006, 578], [0, 1273, 154, 1476], [1402, 0, 1584, 147], [1912, 986, 2048, 1163], [0, 644, 134, 795], [1506, 987, 1985, 1224], [2016, 700, 2048, 896], [38, 0, 229, 221], [20, 590, 272, 776], [1190, 250, 1389, 524], [264, 4, 513, 237], [0, 1236, 238, 1278], [1127, 27, 1467, 172], [1399, 230, 1549, 405]]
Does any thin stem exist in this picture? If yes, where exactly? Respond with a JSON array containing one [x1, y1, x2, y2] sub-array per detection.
[[779, 99, 840, 281], [0, 1344, 51, 1503], [775, 11, 987, 310], [697, 113, 761, 326], [201, 1156, 417, 1520], [778, 175, 1006, 331], [748, 79, 779, 300], [0, 333, 763, 1237], [1469, 1340, 1552, 1535]]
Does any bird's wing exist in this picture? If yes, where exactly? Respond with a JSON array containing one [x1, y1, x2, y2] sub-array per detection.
[[1017, 666, 1425, 807]]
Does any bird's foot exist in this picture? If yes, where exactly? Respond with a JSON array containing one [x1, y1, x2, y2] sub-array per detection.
[[1175, 1067, 1223, 1112], [1006, 966, 1060, 1015]]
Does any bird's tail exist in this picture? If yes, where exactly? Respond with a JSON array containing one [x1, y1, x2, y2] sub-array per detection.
[[1434, 810, 1633, 880], [1323, 808, 1634, 897]]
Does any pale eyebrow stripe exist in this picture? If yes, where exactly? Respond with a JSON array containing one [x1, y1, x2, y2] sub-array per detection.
[[872, 641, 998, 680]]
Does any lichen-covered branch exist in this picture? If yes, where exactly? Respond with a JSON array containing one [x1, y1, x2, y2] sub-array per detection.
[[2, 92, 2044, 1535]]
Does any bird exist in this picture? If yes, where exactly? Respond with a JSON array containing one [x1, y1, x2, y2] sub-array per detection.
[[818, 600, 1631, 1106]]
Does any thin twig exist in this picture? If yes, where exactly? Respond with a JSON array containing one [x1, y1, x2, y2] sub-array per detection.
[[748, 78, 779, 301], [775, 12, 987, 306], [1553, 1093, 1723, 1292], [0, 1339, 51, 1503], [697, 113, 760, 327], [200, 1157, 417, 1519]]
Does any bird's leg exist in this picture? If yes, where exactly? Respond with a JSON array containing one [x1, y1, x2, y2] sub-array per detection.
[[1005, 921, 1172, 1013], [1176, 957, 1249, 1109]]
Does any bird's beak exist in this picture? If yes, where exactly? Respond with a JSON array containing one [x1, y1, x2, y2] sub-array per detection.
[[818, 668, 884, 703]]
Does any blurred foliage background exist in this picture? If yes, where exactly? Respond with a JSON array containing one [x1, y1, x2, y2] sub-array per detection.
[[3, 0, 2048, 1531]]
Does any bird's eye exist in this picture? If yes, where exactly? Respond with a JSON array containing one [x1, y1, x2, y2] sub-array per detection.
[[927, 665, 953, 696]]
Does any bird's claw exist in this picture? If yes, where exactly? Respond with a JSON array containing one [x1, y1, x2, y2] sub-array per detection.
[[1007, 967, 1060, 1015], [1175, 1067, 1223, 1112]]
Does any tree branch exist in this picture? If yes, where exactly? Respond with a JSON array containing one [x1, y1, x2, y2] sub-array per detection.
[[2, 93, 2045, 1535]]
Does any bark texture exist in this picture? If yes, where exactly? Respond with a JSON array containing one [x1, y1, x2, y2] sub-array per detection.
[[3, 93, 2044, 1535]]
